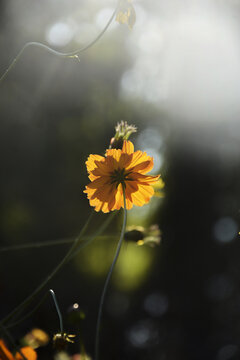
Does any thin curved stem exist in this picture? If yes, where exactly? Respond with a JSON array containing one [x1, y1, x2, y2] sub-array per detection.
[[0, 0, 120, 83], [95, 186, 127, 360], [2, 212, 116, 331], [69, 212, 116, 261], [0, 211, 94, 326], [0, 230, 116, 255], [50, 289, 63, 334], [0, 237, 74, 252]]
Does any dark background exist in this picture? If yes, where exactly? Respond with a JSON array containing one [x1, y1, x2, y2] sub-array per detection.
[[1, 1, 240, 359]]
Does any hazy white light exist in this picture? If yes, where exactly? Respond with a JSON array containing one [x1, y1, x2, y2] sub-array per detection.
[[75, 22, 98, 44], [95, 7, 117, 29], [213, 217, 238, 243], [121, 68, 144, 97], [121, 1, 240, 119], [120, 57, 164, 102], [138, 22, 164, 53], [122, 14, 164, 103], [162, 4, 240, 122], [46, 22, 74, 47], [137, 128, 163, 151], [144, 148, 162, 173], [132, 4, 148, 28]]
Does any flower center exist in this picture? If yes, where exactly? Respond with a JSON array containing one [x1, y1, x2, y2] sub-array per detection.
[[110, 168, 131, 187]]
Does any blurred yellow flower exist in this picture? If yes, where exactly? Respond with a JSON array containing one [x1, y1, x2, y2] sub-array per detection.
[[116, 0, 136, 29], [153, 178, 165, 198], [23, 328, 49, 349], [84, 140, 160, 213], [125, 224, 161, 247]]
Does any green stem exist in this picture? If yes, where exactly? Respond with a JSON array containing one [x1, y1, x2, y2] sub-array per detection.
[[2, 212, 116, 331], [0, 0, 120, 83], [95, 186, 127, 360], [50, 289, 64, 335], [0, 234, 117, 253], [0, 211, 94, 326], [0, 237, 74, 252], [69, 212, 116, 260]]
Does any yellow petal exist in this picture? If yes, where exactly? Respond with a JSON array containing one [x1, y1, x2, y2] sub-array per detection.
[[85, 154, 105, 173], [86, 180, 119, 213], [122, 140, 134, 154], [85, 176, 110, 191], [125, 151, 154, 174], [112, 184, 123, 210], [130, 173, 160, 184], [91, 158, 113, 177], [132, 184, 154, 206], [115, 0, 136, 29], [86, 154, 106, 181]]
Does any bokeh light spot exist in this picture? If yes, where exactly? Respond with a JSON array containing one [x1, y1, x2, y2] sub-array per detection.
[[95, 7, 117, 29], [127, 319, 159, 349], [137, 127, 163, 151], [46, 22, 75, 47], [144, 292, 168, 317], [113, 243, 154, 291], [213, 217, 238, 244]]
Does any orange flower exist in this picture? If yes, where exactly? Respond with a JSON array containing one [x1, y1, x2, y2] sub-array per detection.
[[0, 340, 37, 360], [84, 140, 160, 213], [15, 347, 37, 360]]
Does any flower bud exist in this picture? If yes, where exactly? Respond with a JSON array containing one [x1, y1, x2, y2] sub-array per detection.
[[109, 121, 137, 149]]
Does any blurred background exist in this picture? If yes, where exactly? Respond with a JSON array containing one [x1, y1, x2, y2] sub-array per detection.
[[0, 0, 240, 359]]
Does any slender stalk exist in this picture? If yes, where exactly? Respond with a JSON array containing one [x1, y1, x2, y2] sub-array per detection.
[[95, 186, 127, 360], [69, 212, 116, 260], [0, 234, 117, 253], [50, 289, 64, 334], [2, 212, 116, 331], [0, 0, 120, 83], [0, 237, 74, 252], [0, 211, 94, 326]]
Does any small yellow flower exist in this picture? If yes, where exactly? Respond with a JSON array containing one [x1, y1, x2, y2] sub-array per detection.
[[116, 0, 136, 29], [53, 333, 76, 351], [84, 140, 160, 213]]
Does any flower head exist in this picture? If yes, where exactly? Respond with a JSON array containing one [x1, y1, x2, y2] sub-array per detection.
[[116, 0, 136, 30], [53, 333, 76, 351], [23, 328, 49, 349], [84, 140, 160, 213]]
